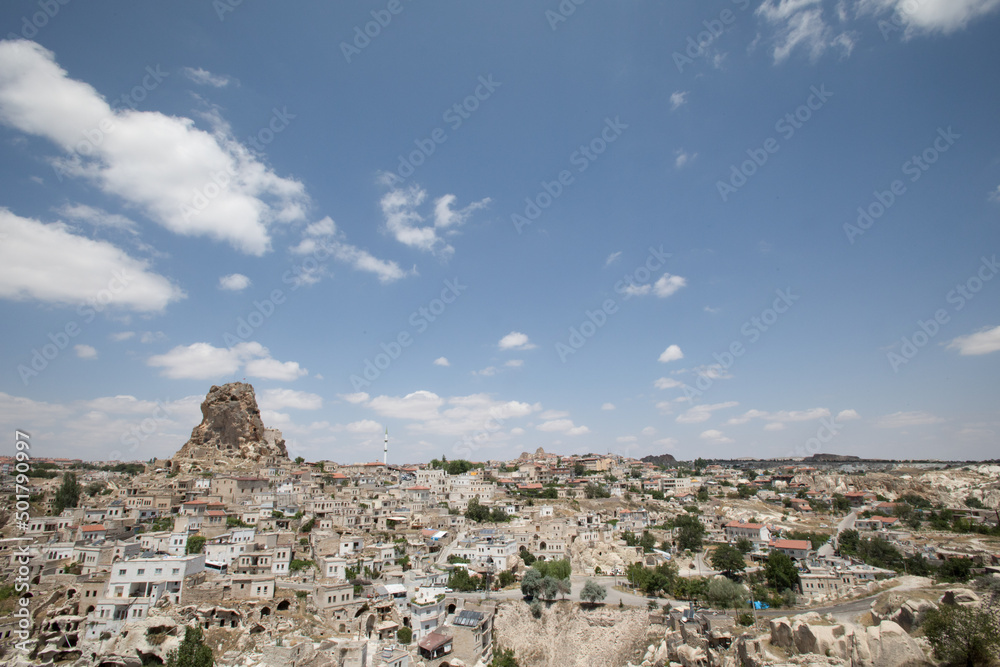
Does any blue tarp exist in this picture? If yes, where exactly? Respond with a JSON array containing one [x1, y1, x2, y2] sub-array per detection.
[[753, 601, 770, 610]]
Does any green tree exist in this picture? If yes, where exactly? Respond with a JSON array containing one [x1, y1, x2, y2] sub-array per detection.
[[464, 497, 491, 523], [491, 647, 520, 667], [711, 544, 747, 579], [396, 626, 412, 644], [697, 486, 710, 502], [922, 604, 1000, 667], [734, 537, 753, 554], [185, 535, 206, 555], [937, 557, 974, 583], [540, 575, 561, 600], [166, 625, 213, 667], [706, 577, 749, 612], [832, 494, 850, 513], [674, 514, 705, 552], [764, 551, 800, 591], [52, 472, 81, 514], [580, 580, 607, 605], [519, 547, 536, 566], [294, 456, 305, 464], [521, 569, 542, 598], [964, 496, 984, 509], [573, 462, 586, 476]]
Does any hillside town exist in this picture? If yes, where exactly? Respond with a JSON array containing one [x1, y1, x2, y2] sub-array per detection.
[[2, 383, 999, 667]]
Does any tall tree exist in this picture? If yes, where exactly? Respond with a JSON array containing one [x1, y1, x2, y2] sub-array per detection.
[[52, 472, 81, 514], [166, 625, 213, 667], [711, 544, 747, 579], [580, 580, 607, 605], [922, 604, 1000, 667], [764, 550, 800, 591]]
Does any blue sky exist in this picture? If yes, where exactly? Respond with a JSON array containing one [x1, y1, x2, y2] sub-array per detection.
[[1, 0, 999, 463]]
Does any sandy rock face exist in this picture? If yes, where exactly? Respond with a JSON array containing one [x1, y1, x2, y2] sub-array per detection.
[[172, 383, 289, 468], [494, 600, 650, 667], [767, 613, 929, 667]]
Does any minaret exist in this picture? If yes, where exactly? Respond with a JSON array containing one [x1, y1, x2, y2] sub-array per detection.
[[383, 426, 388, 466]]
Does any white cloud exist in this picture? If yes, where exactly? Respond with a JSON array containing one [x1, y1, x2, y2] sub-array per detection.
[[654, 273, 687, 297], [148, 341, 306, 381], [0, 208, 184, 312], [621, 283, 651, 297], [764, 422, 786, 431], [874, 411, 944, 428], [601, 403, 616, 411], [0, 390, 204, 460], [700, 429, 734, 444], [510, 427, 525, 436], [670, 91, 689, 110], [540, 409, 569, 420], [379, 185, 489, 257], [499, 331, 537, 351], [57, 203, 138, 234], [641, 426, 657, 436], [365, 390, 540, 439], [74, 344, 97, 359], [756, 0, 855, 63], [947, 325, 1000, 355], [658, 344, 684, 363], [693, 364, 733, 380], [0, 40, 308, 256], [654, 377, 683, 389], [110, 331, 135, 342], [674, 149, 697, 169], [837, 409, 861, 421], [605, 251, 623, 266], [244, 357, 308, 381], [433, 357, 450, 367], [616, 435, 637, 443], [505, 359, 523, 368], [140, 331, 166, 344], [728, 407, 830, 425], [536, 419, 590, 435], [858, 0, 1000, 35], [677, 401, 740, 424], [656, 401, 674, 415], [340, 392, 369, 404], [653, 437, 678, 448], [346, 419, 382, 434], [259, 388, 322, 411], [181, 67, 236, 88], [219, 273, 251, 291], [475, 366, 498, 377], [292, 216, 408, 284]]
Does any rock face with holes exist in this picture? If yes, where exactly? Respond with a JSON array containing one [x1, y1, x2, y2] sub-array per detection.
[[171, 383, 288, 470]]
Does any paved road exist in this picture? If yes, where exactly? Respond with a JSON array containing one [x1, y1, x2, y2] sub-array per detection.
[[819, 511, 856, 558]]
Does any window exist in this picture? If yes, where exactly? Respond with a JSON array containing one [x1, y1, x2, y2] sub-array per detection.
[[155, 568, 162, 574], [119, 569, 126, 575], [137, 569, 145, 575], [172, 568, 180, 575]]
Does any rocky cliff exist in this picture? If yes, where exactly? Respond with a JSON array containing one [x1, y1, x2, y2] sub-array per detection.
[[171, 382, 289, 471]]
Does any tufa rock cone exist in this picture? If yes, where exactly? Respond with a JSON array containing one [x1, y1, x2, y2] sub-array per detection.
[[171, 382, 288, 471]]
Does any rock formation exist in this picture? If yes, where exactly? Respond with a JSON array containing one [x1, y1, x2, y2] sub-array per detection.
[[171, 383, 289, 471]]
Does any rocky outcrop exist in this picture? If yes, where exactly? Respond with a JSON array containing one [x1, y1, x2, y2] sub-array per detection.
[[495, 600, 651, 667], [767, 614, 929, 667], [171, 383, 288, 470]]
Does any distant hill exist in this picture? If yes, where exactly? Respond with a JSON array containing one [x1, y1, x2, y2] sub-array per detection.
[[804, 453, 860, 462], [641, 453, 678, 466]]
